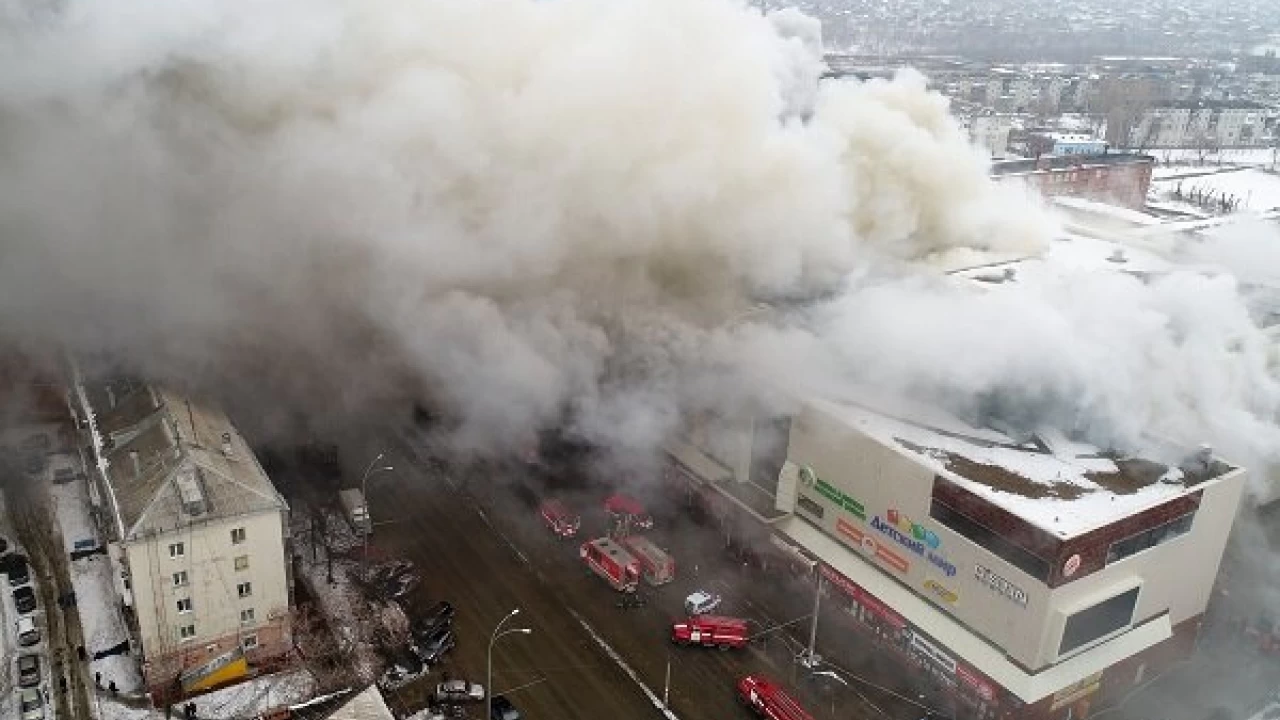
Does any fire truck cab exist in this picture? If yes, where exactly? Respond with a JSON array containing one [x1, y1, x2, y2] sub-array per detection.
[[603, 493, 654, 530], [580, 537, 641, 592], [737, 675, 813, 720], [540, 500, 580, 538], [671, 615, 748, 649]]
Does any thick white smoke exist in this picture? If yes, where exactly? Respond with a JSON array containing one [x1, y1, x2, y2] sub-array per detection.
[[2, 0, 1277, 480]]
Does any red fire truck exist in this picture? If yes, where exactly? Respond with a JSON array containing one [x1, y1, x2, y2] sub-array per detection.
[[580, 537, 641, 592], [737, 675, 813, 720], [603, 493, 654, 530], [671, 615, 748, 649], [540, 500, 580, 539], [619, 535, 675, 586]]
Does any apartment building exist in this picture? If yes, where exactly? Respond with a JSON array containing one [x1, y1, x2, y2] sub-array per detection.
[[72, 376, 293, 704], [956, 107, 1015, 157], [1121, 100, 1269, 148], [665, 394, 1243, 720]]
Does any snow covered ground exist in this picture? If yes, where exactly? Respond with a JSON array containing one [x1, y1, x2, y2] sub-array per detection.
[[1149, 147, 1280, 167], [48, 452, 143, 695], [187, 669, 315, 718], [1151, 168, 1280, 213]]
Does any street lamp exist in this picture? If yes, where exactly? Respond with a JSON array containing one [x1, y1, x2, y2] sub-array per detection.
[[488, 608, 533, 720], [361, 452, 394, 578]]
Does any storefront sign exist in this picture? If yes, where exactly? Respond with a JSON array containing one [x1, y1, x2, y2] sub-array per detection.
[[871, 510, 957, 577], [800, 466, 866, 520], [956, 664, 996, 702], [975, 564, 1029, 606], [821, 564, 906, 628], [924, 579, 959, 604], [1050, 671, 1103, 711], [909, 631, 957, 674], [838, 519, 910, 574]]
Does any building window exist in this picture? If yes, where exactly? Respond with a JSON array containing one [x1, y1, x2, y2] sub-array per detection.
[[169, 542, 185, 558], [176, 598, 193, 614], [172, 571, 189, 588], [1059, 586, 1140, 656], [178, 624, 197, 641], [241, 608, 256, 624], [237, 582, 253, 598], [796, 495, 825, 519], [234, 555, 250, 571], [1106, 512, 1195, 565], [231, 528, 246, 545], [930, 499, 1051, 581], [242, 634, 259, 650]]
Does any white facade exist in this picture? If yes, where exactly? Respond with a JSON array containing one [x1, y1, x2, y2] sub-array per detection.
[[1129, 104, 1268, 148], [958, 112, 1013, 157]]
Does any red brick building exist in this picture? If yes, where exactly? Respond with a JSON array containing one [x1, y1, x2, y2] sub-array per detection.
[[992, 153, 1155, 210]]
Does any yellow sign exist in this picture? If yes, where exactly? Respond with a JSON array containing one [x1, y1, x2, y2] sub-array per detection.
[[924, 579, 958, 604], [1051, 671, 1103, 711], [181, 648, 249, 693]]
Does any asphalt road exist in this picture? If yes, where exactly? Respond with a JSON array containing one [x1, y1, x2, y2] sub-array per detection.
[[352, 431, 917, 720]]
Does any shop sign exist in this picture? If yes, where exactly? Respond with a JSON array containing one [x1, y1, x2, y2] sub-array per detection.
[[800, 466, 866, 520], [871, 509, 957, 577], [975, 564, 1029, 607], [923, 579, 959, 604], [956, 664, 996, 702], [909, 631, 957, 675], [820, 564, 906, 628], [1050, 671, 1103, 711], [837, 519, 910, 574]]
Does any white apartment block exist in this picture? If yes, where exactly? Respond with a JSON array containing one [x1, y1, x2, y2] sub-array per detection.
[[1126, 101, 1268, 148], [73, 377, 293, 704], [958, 110, 1014, 157]]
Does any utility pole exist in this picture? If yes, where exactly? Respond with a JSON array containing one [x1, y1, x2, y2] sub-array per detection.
[[663, 655, 672, 709], [803, 572, 823, 668]]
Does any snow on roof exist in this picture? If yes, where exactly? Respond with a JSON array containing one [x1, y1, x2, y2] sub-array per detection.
[[949, 234, 1174, 286], [808, 397, 1232, 538], [1151, 167, 1280, 212]]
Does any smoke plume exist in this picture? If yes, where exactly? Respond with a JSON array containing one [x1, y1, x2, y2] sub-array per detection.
[[2, 0, 1279, 487]]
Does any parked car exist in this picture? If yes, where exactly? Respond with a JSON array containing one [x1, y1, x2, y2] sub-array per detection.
[[490, 695, 521, 720], [434, 679, 485, 703], [7, 557, 30, 587], [414, 627, 456, 665], [0, 535, 9, 554], [14, 586, 37, 614], [17, 654, 40, 688], [20, 687, 44, 720], [413, 601, 455, 638], [17, 616, 41, 647], [684, 590, 722, 616]]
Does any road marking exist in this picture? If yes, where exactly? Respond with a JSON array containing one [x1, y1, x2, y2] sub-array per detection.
[[567, 607, 681, 720], [474, 506, 533, 567]]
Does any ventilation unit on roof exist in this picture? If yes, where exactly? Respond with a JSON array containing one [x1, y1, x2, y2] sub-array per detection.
[[175, 467, 207, 517]]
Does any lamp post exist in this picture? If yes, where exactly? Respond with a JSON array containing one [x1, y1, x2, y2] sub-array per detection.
[[488, 609, 533, 720], [360, 452, 394, 579]]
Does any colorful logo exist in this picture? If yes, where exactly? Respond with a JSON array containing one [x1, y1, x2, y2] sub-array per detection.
[[884, 509, 941, 550]]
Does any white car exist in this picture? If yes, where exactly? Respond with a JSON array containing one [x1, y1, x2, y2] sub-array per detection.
[[20, 688, 44, 720], [685, 590, 722, 616], [434, 679, 485, 703]]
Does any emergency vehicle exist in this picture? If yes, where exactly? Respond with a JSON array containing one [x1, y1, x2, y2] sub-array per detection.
[[737, 675, 813, 720], [540, 499, 580, 538], [619, 535, 675, 585], [580, 537, 641, 592], [603, 493, 654, 530], [671, 615, 748, 649]]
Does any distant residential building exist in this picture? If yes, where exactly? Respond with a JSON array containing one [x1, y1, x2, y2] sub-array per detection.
[[957, 108, 1014, 157], [990, 153, 1155, 210], [1119, 100, 1270, 149], [71, 377, 293, 705]]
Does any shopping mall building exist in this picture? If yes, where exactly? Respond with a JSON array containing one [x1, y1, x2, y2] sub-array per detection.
[[664, 393, 1245, 720]]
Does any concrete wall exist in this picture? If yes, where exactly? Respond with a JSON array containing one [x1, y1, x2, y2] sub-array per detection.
[[783, 403, 1245, 670], [127, 508, 293, 690]]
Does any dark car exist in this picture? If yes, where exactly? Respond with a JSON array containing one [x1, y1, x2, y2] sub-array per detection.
[[413, 601, 455, 639], [17, 654, 40, 688], [490, 695, 521, 720], [14, 586, 37, 614], [8, 560, 30, 587], [414, 627, 456, 665]]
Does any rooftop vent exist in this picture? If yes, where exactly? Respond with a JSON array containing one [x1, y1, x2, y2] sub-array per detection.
[[175, 467, 207, 517], [1108, 248, 1127, 263]]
